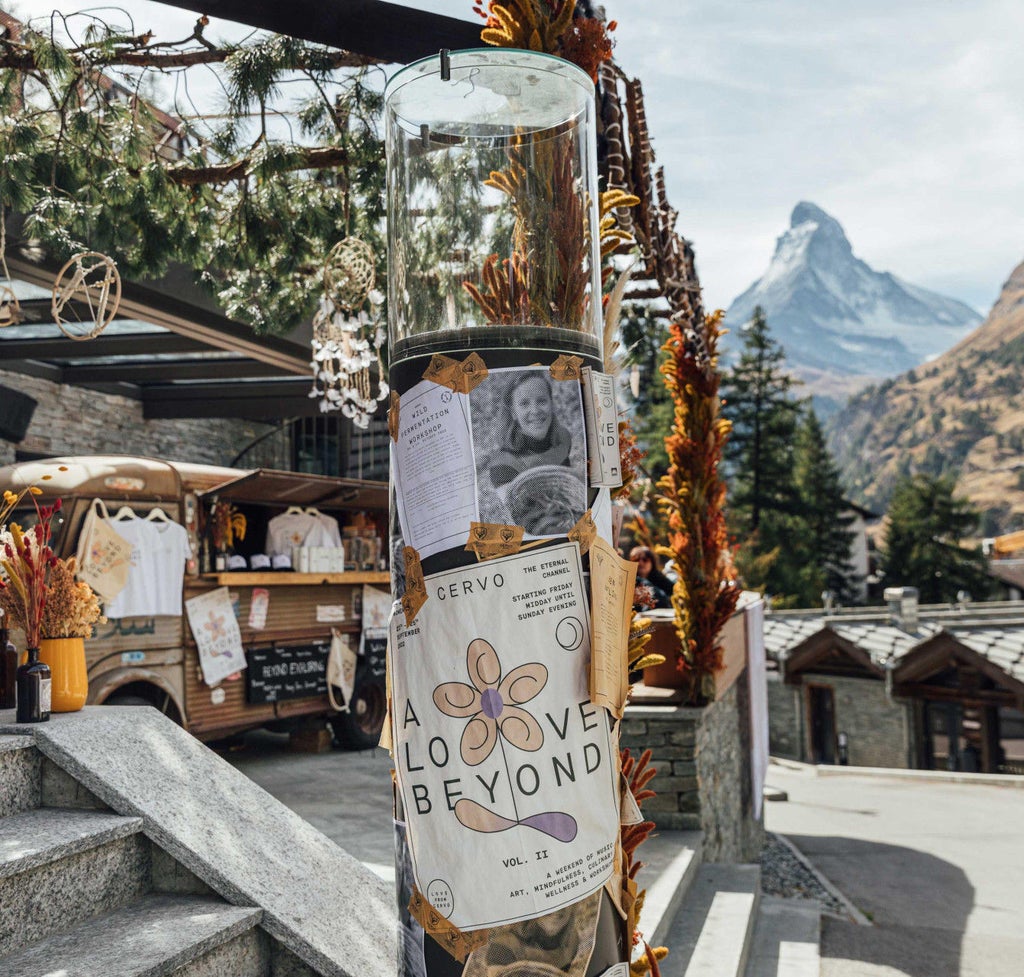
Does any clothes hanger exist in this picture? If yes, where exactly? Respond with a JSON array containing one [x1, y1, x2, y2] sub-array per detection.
[[113, 505, 136, 521], [305, 507, 323, 516], [145, 507, 170, 522], [284, 506, 305, 515]]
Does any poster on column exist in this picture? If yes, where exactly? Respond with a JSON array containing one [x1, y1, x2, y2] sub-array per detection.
[[389, 542, 620, 932], [392, 380, 477, 559]]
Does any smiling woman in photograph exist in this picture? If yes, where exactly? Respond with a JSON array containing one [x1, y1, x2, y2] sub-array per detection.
[[488, 372, 572, 489]]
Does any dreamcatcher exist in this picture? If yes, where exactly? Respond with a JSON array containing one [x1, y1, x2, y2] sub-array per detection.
[[309, 237, 388, 428], [51, 251, 121, 340]]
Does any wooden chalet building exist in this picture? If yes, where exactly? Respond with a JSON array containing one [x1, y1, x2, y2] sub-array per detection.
[[764, 596, 1024, 775]]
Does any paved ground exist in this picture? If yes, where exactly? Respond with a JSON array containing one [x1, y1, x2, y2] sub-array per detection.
[[765, 765, 1024, 977], [219, 730, 397, 880]]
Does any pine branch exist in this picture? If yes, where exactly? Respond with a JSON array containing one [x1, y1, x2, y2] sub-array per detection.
[[0, 44, 375, 72], [166, 145, 351, 185]]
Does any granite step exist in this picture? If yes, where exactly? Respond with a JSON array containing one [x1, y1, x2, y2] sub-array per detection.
[[0, 807, 143, 879], [744, 896, 820, 977], [660, 864, 761, 977], [0, 893, 265, 977], [0, 818, 151, 956], [634, 830, 703, 947], [0, 735, 41, 817]]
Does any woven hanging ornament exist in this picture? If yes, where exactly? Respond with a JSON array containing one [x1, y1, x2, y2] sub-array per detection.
[[310, 237, 387, 428], [324, 237, 375, 312], [51, 251, 121, 340]]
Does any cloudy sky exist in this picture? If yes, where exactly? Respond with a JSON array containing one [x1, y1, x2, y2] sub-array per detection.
[[13, 0, 1024, 314]]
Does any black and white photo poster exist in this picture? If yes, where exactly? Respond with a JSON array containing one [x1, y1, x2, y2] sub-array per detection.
[[389, 542, 619, 931], [469, 367, 587, 538]]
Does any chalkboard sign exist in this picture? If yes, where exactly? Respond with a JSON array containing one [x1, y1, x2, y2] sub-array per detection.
[[246, 641, 329, 704]]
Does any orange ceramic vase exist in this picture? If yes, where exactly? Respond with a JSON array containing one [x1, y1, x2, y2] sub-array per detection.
[[38, 637, 88, 712]]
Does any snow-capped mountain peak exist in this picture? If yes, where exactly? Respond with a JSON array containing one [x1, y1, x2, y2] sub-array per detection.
[[725, 203, 981, 381]]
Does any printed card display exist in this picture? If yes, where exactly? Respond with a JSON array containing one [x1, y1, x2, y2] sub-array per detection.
[[393, 380, 477, 559], [185, 586, 247, 686], [389, 542, 619, 932]]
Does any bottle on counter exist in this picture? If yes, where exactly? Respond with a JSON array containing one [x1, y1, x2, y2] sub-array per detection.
[[0, 614, 16, 710], [16, 646, 51, 724]]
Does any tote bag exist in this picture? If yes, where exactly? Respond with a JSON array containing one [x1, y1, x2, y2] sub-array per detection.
[[75, 498, 133, 601], [326, 627, 357, 712]]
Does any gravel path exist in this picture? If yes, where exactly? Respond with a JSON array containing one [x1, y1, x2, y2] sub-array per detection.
[[760, 831, 850, 917]]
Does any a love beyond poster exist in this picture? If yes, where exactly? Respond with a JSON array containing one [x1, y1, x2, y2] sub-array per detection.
[[389, 542, 619, 932]]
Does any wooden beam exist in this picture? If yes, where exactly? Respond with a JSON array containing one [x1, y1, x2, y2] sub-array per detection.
[[893, 631, 1024, 698], [6, 255, 312, 376], [141, 377, 320, 420], [153, 1, 481, 64], [783, 628, 885, 684], [892, 683, 1020, 709], [0, 332, 208, 360], [63, 358, 292, 383]]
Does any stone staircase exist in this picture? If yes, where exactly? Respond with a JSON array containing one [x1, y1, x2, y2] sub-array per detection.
[[0, 708, 395, 977], [641, 843, 821, 977]]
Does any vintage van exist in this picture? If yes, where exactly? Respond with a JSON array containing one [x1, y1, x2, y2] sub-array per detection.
[[0, 455, 390, 748]]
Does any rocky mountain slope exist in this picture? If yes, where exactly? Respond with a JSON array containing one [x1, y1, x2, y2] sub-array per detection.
[[724, 203, 981, 409], [828, 259, 1024, 535]]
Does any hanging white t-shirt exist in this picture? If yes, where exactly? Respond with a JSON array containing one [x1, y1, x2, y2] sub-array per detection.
[[265, 511, 320, 557], [265, 510, 343, 555], [103, 518, 191, 619]]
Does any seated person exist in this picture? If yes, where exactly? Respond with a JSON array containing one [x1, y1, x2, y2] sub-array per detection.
[[629, 545, 673, 609]]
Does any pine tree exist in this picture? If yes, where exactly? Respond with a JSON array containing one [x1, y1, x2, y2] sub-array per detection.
[[721, 306, 803, 533], [882, 475, 991, 604], [792, 410, 859, 605], [721, 307, 804, 599]]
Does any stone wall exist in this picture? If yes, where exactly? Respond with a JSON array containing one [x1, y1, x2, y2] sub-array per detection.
[[0, 369, 277, 468], [828, 674, 911, 769], [767, 673, 803, 760], [695, 675, 764, 863], [767, 670, 913, 769], [622, 673, 765, 864], [619, 706, 701, 832]]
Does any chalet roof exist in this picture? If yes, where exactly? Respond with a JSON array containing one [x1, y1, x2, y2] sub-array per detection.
[[764, 602, 1024, 698]]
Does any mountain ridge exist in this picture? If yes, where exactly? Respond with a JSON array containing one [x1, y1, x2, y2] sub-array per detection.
[[724, 203, 982, 396], [828, 259, 1024, 535]]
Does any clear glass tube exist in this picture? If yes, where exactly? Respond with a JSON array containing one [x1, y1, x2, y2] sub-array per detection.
[[385, 49, 601, 358]]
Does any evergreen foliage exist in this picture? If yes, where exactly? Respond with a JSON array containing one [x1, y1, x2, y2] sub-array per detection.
[[0, 11, 386, 334], [881, 475, 991, 604], [721, 306, 802, 534], [791, 410, 859, 604], [721, 306, 804, 601]]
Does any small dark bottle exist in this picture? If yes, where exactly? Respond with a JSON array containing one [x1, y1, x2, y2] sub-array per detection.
[[0, 622, 16, 710], [16, 646, 51, 724]]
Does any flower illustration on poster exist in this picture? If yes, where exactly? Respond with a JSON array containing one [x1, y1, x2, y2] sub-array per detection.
[[434, 639, 577, 843]]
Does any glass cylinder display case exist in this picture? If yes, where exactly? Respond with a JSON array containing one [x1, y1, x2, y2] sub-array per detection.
[[385, 49, 602, 363]]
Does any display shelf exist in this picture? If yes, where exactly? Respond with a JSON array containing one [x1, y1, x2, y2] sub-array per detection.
[[199, 571, 390, 586]]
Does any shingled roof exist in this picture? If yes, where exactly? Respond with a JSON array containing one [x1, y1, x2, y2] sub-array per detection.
[[764, 602, 1024, 703]]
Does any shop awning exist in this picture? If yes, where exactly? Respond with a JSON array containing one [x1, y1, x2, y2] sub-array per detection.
[[199, 467, 389, 510]]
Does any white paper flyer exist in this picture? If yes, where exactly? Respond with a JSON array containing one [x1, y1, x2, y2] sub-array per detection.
[[393, 379, 477, 559], [389, 542, 619, 931], [185, 586, 247, 686]]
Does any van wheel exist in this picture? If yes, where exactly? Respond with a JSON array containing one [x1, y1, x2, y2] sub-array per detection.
[[330, 681, 387, 751], [104, 694, 152, 708]]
